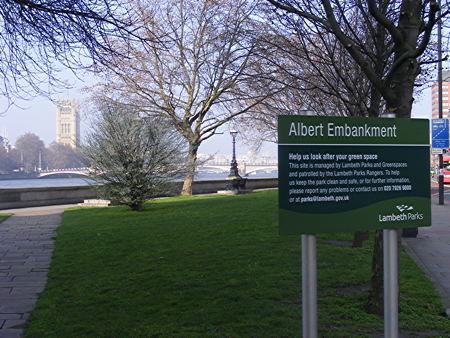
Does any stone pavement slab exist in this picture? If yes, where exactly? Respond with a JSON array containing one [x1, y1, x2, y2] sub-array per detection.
[[0, 205, 75, 337], [403, 200, 450, 312]]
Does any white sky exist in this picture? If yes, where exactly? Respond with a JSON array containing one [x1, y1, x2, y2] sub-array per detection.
[[0, 68, 279, 158], [0, 75, 433, 159], [0, 95, 278, 158]]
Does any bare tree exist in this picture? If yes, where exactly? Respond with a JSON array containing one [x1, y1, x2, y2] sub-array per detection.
[[238, 5, 379, 260], [90, 0, 281, 195], [0, 0, 138, 107], [237, 8, 378, 148], [263, 0, 445, 315], [46, 143, 84, 169], [83, 101, 186, 211]]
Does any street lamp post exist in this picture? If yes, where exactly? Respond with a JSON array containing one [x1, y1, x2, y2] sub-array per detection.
[[226, 128, 246, 193], [228, 129, 241, 179]]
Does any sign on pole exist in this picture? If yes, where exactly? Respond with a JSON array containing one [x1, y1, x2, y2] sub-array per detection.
[[432, 119, 449, 149], [278, 115, 431, 235], [278, 115, 430, 338]]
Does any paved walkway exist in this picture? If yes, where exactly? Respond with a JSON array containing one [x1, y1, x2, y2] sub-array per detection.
[[403, 200, 450, 313], [0, 205, 75, 338]]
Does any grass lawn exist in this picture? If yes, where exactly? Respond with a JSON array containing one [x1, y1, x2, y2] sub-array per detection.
[[25, 190, 450, 337], [0, 214, 12, 223]]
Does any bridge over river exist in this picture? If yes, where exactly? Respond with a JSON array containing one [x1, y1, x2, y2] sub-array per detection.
[[197, 161, 278, 176], [37, 168, 91, 178], [36, 161, 278, 178]]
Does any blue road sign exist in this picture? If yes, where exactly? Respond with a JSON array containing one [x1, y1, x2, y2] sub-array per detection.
[[432, 119, 449, 148]]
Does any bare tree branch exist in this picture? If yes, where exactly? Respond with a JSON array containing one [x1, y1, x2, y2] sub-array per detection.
[[0, 0, 144, 108]]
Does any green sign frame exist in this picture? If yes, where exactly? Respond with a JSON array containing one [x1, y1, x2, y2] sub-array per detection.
[[278, 115, 431, 235]]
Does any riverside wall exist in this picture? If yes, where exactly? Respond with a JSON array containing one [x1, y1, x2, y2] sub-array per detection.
[[0, 178, 278, 210]]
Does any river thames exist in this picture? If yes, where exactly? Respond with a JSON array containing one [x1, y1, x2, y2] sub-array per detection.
[[0, 171, 278, 189]]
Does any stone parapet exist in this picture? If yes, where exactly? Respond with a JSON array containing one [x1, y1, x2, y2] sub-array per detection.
[[0, 178, 278, 210], [0, 186, 97, 210]]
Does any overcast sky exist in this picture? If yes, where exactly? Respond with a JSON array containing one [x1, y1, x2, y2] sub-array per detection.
[[0, 67, 279, 157]]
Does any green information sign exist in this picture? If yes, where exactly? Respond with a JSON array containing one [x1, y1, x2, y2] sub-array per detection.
[[278, 115, 431, 235]]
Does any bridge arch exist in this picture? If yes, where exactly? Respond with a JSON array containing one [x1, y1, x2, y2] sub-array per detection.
[[244, 167, 278, 176], [197, 166, 228, 173], [37, 170, 90, 178]]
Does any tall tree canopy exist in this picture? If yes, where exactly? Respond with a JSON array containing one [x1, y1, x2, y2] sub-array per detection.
[[46, 143, 84, 169], [14, 133, 46, 172]]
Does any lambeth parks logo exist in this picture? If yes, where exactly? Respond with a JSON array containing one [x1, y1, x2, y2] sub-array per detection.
[[396, 205, 413, 212], [379, 205, 424, 222]]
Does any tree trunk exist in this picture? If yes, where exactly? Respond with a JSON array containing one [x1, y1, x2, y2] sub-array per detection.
[[367, 229, 383, 315], [385, 0, 421, 118], [385, 66, 417, 118], [181, 143, 199, 196]]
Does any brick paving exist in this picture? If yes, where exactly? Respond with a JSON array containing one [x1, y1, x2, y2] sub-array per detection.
[[0, 205, 74, 338], [403, 200, 450, 313]]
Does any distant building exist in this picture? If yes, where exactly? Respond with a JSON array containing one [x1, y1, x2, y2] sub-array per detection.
[[431, 70, 450, 119], [56, 99, 80, 148]]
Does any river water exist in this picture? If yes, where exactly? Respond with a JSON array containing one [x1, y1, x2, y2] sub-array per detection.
[[0, 177, 94, 189], [0, 172, 278, 189]]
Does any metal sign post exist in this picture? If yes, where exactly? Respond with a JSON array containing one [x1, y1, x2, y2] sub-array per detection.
[[302, 234, 317, 338], [383, 229, 399, 338]]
